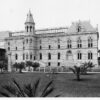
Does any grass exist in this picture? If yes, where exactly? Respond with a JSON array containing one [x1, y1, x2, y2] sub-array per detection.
[[0, 72, 100, 97]]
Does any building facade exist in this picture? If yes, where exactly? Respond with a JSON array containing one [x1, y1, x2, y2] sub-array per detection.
[[4, 11, 99, 71]]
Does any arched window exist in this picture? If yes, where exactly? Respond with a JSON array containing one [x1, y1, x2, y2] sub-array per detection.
[[66, 50, 72, 60], [40, 53, 42, 60], [15, 54, 18, 60], [77, 37, 82, 48], [48, 53, 51, 60], [49, 45, 51, 49], [58, 62, 60, 66], [58, 45, 60, 49], [27, 26, 28, 32], [88, 52, 93, 60], [88, 37, 93, 48], [16, 47, 17, 50], [40, 45, 42, 50], [58, 52, 60, 60], [30, 26, 32, 32], [77, 51, 82, 60], [48, 62, 51, 66], [30, 53, 32, 60], [67, 39, 72, 49]]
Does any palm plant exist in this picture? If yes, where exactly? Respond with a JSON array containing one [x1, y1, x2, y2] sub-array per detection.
[[80, 62, 95, 74], [0, 78, 60, 97], [69, 65, 81, 81]]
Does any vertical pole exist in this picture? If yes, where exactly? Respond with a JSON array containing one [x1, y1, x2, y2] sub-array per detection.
[[8, 53, 11, 72]]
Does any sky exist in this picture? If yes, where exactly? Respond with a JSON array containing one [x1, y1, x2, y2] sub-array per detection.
[[0, 0, 100, 48]]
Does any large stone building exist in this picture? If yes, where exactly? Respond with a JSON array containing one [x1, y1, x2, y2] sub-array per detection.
[[4, 11, 99, 71]]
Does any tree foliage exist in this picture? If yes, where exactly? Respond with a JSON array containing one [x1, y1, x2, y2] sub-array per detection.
[[13, 62, 25, 73], [80, 62, 95, 74]]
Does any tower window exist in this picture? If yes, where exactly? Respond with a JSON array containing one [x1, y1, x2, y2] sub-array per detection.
[[48, 53, 51, 60], [30, 26, 32, 32], [27, 26, 28, 32], [58, 53, 60, 60]]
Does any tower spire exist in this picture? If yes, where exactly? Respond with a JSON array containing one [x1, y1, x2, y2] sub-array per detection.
[[25, 10, 35, 35], [25, 10, 34, 24]]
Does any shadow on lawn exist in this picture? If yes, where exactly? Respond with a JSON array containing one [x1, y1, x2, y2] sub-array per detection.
[[71, 78, 93, 82]]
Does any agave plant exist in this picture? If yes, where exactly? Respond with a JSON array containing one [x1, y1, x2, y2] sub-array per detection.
[[69, 65, 81, 81], [0, 78, 60, 97]]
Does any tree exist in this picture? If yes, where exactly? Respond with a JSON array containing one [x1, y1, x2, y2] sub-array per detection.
[[69, 66, 81, 81], [13, 62, 25, 73], [26, 61, 33, 71], [18, 62, 25, 73], [13, 62, 19, 71], [80, 62, 95, 74], [0, 78, 60, 97], [0, 61, 7, 73], [32, 62, 40, 71]]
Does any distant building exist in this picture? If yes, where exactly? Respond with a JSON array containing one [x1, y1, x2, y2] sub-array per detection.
[[4, 11, 99, 71]]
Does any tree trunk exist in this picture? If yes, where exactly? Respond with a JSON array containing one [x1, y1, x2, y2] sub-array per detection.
[[19, 69, 22, 73], [76, 74, 80, 81], [1, 68, 3, 73], [28, 66, 31, 71], [33, 67, 34, 72]]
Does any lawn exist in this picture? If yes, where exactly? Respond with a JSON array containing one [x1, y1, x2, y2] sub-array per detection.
[[0, 72, 100, 97]]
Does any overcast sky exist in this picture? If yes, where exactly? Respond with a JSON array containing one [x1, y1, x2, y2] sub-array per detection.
[[0, 0, 100, 48]]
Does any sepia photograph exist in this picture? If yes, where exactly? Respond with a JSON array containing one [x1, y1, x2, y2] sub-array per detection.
[[0, 0, 100, 98]]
